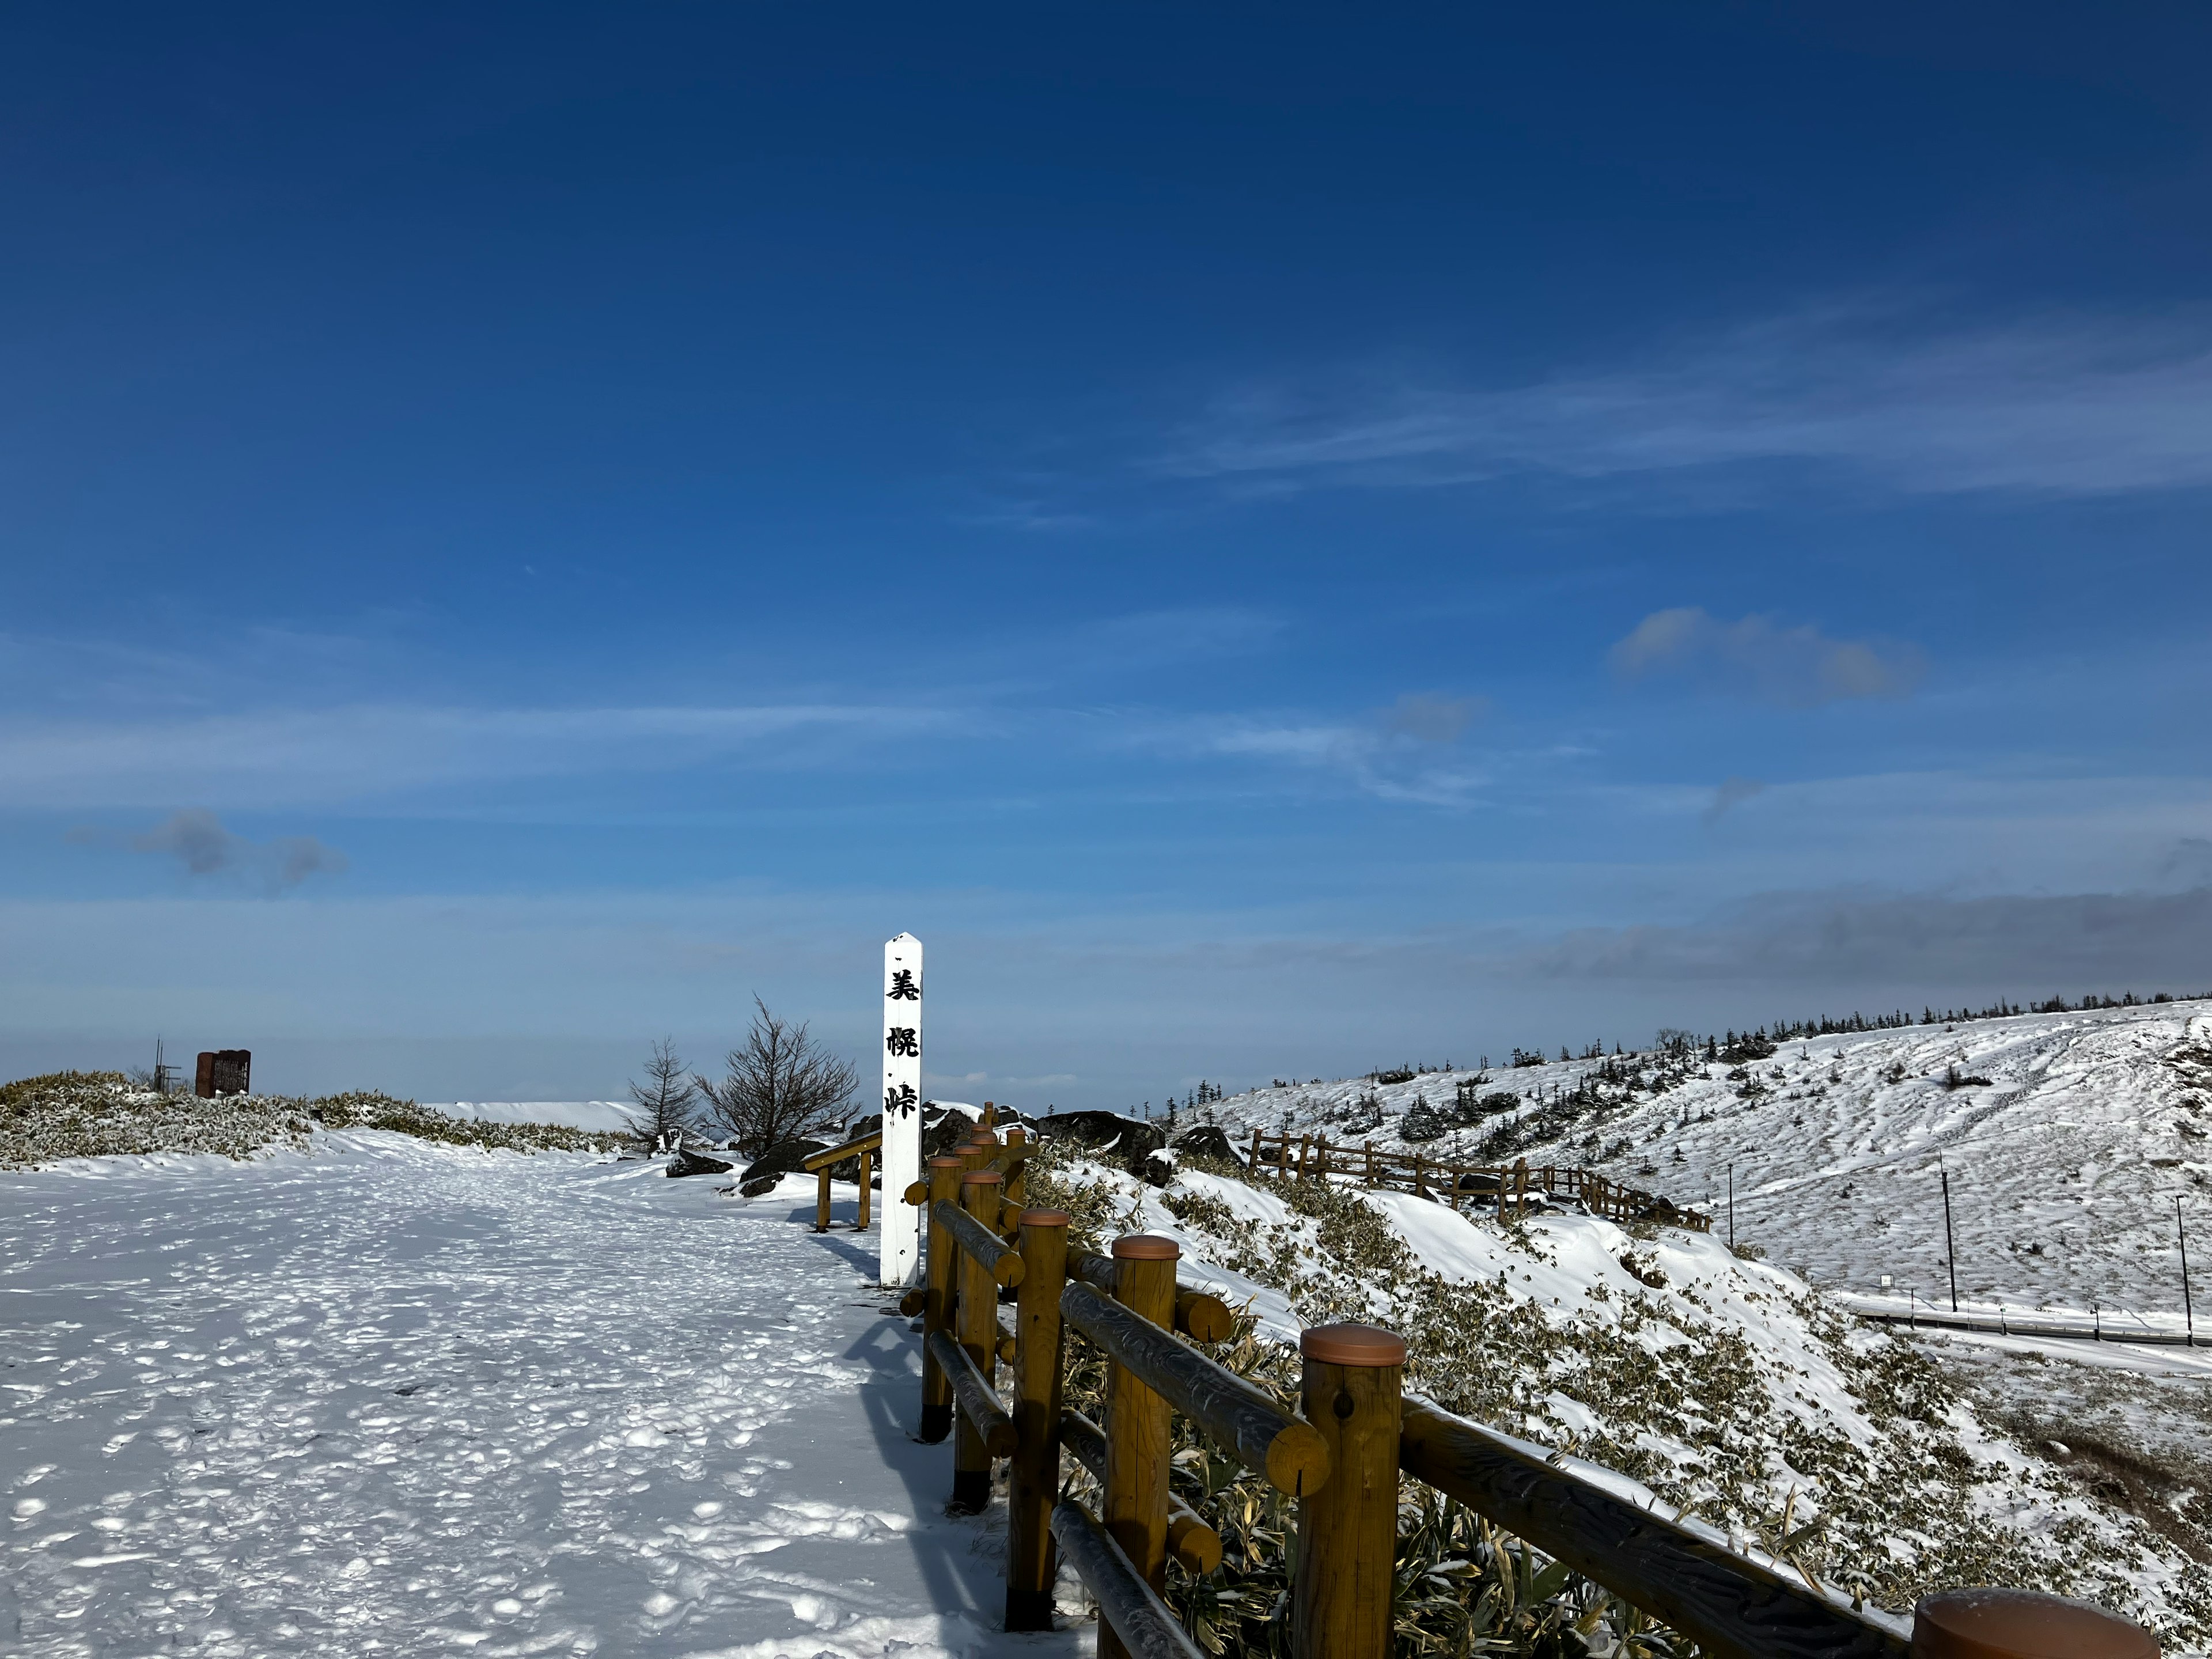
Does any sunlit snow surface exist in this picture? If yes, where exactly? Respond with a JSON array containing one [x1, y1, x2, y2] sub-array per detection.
[[0, 1135, 1081, 1658], [1203, 1001, 2212, 1322]]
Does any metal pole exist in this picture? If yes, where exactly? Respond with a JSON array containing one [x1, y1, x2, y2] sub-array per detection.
[[2180, 1196, 2194, 1349], [1727, 1164, 1734, 1250], [1940, 1165, 1959, 1313]]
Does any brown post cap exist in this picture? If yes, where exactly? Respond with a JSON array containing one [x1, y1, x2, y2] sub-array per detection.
[[1113, 1233, 1180, 1261], [927, 1154, 964, 1169], [962, 1169, 1005, 1187], [1912, 1590, 2158, 1659], [1300, 1324, 1408, 1367], [1019, 1208, 1071, 1228]]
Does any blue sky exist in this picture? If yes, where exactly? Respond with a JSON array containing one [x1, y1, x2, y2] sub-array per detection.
[[5, 5, 2211, 1105]]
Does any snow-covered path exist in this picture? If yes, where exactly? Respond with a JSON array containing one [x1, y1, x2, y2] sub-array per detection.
[[2, 1134, 1080, 1658]]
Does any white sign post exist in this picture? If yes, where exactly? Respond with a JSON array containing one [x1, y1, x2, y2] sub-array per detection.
[[880, 932, 924, 1287]]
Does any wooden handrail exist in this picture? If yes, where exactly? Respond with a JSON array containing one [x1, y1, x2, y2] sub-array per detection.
[[926, 1329, 1017, 1457], [1050, 1498, 1206, 1659], [1061, 1408, 1222, 1574], [1060, 1280, 1329, 1498], [1399, 1396, 1907, 1659], [1069, 1251, 1237, 1342], [801, 1127, 884, 1172], [932, 1199, 1025, 1287], [901, 1145, 1032, 1209]]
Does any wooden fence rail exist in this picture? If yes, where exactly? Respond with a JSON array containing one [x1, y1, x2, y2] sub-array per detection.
[[894, 1121, 2149, 1658], [1243, 1127, 1713, 1232], [801, 1127, 881, 1233]]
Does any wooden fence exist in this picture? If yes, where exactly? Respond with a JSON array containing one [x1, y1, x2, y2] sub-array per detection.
[[1244, 1127, 1713, 1233], [894, 1122, 2152, 1659], [802, 1126, 882, 1233]]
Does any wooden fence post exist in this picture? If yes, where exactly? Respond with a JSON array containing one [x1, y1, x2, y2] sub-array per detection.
[[1006, 1207, 1070, 1631], [1102, 1234, 1179, 1659], [815, 1164, 834, 1233], [857, 1149, 873, 1231], [1514, 1157, 1528, 1221], [952, 1169, 1007, 1513], [1911, 1588, 2156, 1659], [1292, 1324, 1406, 1659], [1363, 1140, 1375, 1187], [1004, 1126, 1028, 1205], [919, 1153, 964, 1442]]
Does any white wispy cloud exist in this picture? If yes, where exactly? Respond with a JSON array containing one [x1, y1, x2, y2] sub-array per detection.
[[1160, 301, 2212, 500], [1135, 700, 1497, 808], [0, 702, 962, 809]]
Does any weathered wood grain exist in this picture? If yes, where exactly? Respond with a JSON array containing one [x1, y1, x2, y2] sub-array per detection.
[[1060, 1281, 1330, 1498], [1101, 1242, 1176, 1659], [1050, 1499, 1207, 1659], [1067, 1252, 1236, 1343], [801, 1127, 885, 1172], [1292, 1333, 1402, 1659], [926, 1328, 1016, 1457], [932, 1199, 1025, 1287], [1060, 1410, 1223, 1575], [1006, 1210, 1068, 1631]]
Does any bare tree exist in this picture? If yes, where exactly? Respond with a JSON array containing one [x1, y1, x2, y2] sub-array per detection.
[[695, 997, 859, 1155], [627, 1037, 699, 1151]]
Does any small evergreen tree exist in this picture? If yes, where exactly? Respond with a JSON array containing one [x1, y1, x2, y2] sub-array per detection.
[[628, 1037, 699, 1151]]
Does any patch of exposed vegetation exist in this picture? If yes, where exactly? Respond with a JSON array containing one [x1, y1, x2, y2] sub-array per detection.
[[1, 1071, 627, 1169]]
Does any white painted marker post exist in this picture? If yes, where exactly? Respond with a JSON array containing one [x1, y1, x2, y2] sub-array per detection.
[[880, 932, 924, 1287]]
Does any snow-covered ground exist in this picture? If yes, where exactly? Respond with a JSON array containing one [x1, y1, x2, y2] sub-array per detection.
[[1, 1135, 1080, 1659], [1196, 999, 2212, 1321]]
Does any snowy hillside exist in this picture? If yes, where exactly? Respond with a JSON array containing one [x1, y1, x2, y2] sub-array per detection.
[[1192, 998, 2212, 1322], [1027, 1140, 2212, 1643]]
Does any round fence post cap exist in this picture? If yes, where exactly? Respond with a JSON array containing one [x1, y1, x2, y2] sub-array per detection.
[[1113, 1233, 1180, 1261], [1912, 1589, 2157, 1659], [927, 1154, 964, 1169], [1300, 1323, 1408, 1367], [961, 1169, 1005, 1187], [1019, 1208, 1071, 1228]]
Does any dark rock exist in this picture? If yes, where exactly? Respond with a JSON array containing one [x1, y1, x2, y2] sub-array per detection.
[[923, 1109, 983, 1157], [1032, 1110, 1163, 1155], [1169, 1125, 1241, 1165], [1032, 1110, 1166, 1179], [666, 1148, 736, 1179], [733, 1137, 830, 1196]]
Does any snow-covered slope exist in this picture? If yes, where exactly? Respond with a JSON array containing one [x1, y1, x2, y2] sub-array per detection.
[[1193, 999, 2212, 1321], [1031, 1141, 2212, 1643]]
